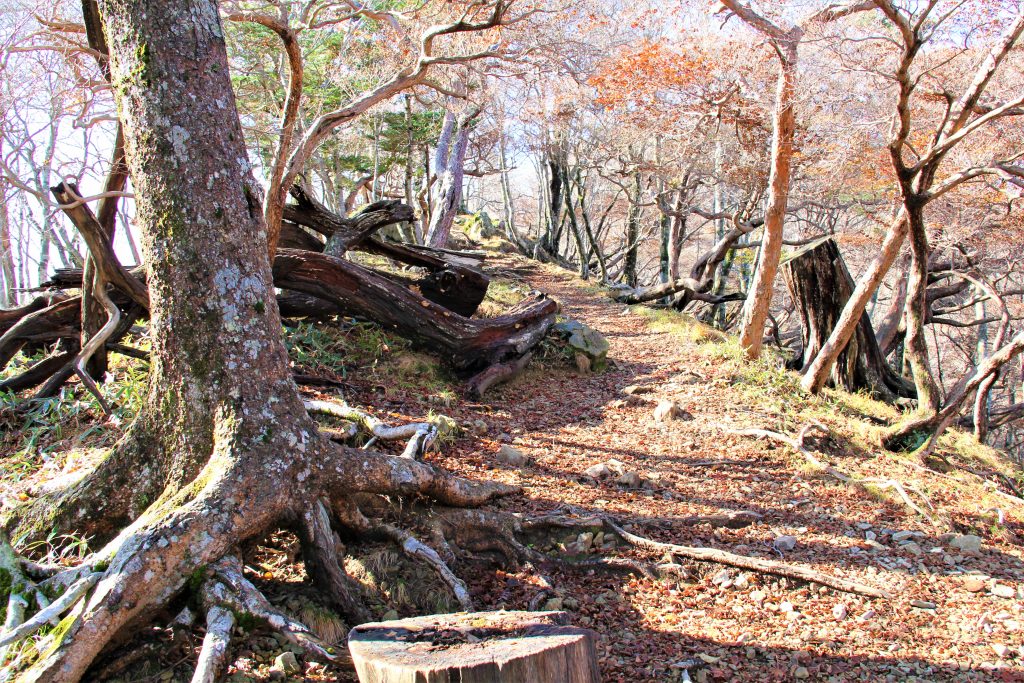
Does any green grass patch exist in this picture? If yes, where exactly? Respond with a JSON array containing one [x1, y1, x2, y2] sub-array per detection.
[[475, 277, 529, 318], [0, 350, 148, 489], [285, 318, 408, 378]]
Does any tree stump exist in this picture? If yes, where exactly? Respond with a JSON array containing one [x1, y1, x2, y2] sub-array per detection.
[[781, 236, 914, 401], [347, 610, 601, 683]]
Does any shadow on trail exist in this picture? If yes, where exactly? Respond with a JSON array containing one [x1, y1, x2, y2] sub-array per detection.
[[463, 494, 1023, 682]]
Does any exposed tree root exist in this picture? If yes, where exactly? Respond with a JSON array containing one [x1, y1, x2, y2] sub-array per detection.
[[0, 536, 45, 671], [466, 352, 534, 398], [206, 556, 341, 663], [304, 399, 437, 454], [0, 572, 101, 650], [608, 511, 762, 529], [332, 497, 473, 610], [298, 500, 374, 624], [0, 592, 28, 674], [731, 422, 940, 527], [515, 509, 889, 597], [602, 518, 890, 598], [387, 505, 884, 602], [3, 422, 892, 682], [191, 603, 234, 683]]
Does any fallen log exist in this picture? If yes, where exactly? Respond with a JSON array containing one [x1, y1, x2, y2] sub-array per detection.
[[5, 249, 554, 393], [277, 229, 489, 318], [347, 611, 600, 683], [782, 237, 915, 401], [276, 291, 344, 319], [279, 221, 325, 252], [0, 295, 63, 331], [0, 297, 82, 367], [273, 249, 557, 370], [283, 185, 414, 252], [612, 276, 745, 305], [363, 238, 489, 317], [283, 188, 489, 317], [0, 349, 77, 393]]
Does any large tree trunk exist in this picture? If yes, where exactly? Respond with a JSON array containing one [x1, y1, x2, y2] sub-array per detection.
[[623, 173, 641, 288], [782, 237, 914, 401], [5, 2, 318, 678], [738, 46, 797, 359], [901, 208, 941, 412], [543, 148, 564, 255], [426, 113, 472, 248]]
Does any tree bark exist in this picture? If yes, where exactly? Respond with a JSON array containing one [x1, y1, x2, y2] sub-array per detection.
[[738, 44, 798, 359], [800, 212, 909, 394], [782, 237, 913, 401], [901, 207, 941, 411], [544, 164, 561, 255]]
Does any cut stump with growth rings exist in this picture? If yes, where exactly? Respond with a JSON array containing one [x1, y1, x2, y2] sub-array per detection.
[[348, 610, 601, 682]]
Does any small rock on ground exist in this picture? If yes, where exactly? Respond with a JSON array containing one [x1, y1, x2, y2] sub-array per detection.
[[773, 535, 797, 552], [617, 471, 644, 488], [654, 399, 689, 422], [991, 584, 1016, 598], [496, 444, 529, 466], [273, 652, 301, 675], [949, 533, 983, 553]]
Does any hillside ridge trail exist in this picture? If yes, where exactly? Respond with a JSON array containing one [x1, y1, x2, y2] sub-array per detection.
[[437, 252, 1024, 682]]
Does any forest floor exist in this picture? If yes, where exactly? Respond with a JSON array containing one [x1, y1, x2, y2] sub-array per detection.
[[2, 244, 1024, 682]]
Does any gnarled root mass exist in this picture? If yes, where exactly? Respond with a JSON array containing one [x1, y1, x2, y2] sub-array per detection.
[[0, 422, 519, 682]]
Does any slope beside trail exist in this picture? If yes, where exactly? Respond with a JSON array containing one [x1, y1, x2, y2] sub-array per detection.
[[2, 250, 1022, 683], [431, 252, 1024, 682]]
